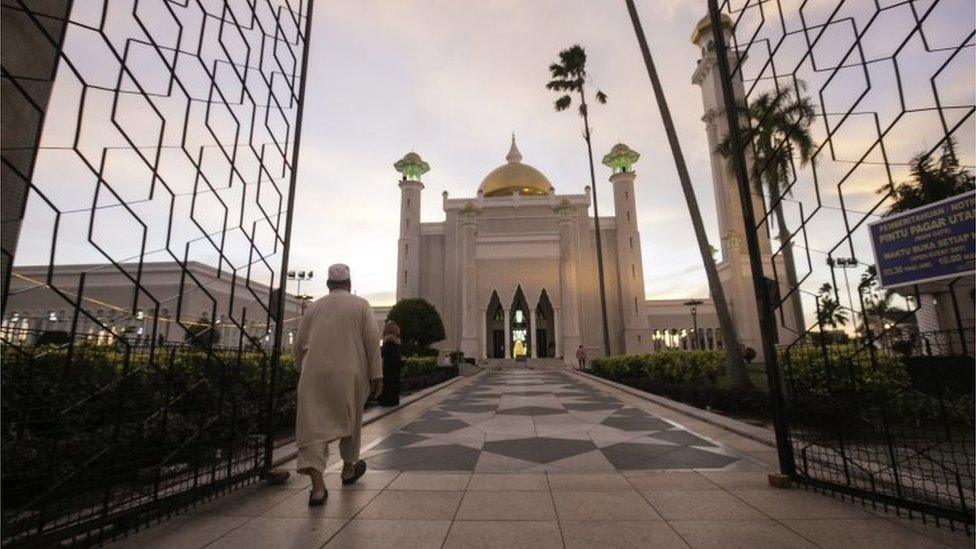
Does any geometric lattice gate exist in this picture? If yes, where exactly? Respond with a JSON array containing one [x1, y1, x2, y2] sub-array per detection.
[[1, 0, 313, 545], [707, 0, 974, 533]]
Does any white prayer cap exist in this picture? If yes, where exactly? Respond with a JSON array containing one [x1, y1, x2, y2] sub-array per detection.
[[327, 263, 350, 282]]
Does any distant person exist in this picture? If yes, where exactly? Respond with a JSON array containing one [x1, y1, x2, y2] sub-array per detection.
[[379, 320, 402, 407], [576, 345, 587, 370], [294, 264, 382, 507]]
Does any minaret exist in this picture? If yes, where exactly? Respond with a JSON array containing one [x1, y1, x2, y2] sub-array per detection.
[[691, 14, 771, 260], [691, 14, 800, 351], [394, 152, 429, 301], [603, 143, 650, 353]]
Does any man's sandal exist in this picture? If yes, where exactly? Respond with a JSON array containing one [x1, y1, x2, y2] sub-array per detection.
[[341, 460, 367, 486], [308, 489, 328, 507]]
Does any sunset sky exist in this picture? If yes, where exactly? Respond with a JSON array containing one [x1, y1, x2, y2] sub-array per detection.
[[16, 0, 975, 318]]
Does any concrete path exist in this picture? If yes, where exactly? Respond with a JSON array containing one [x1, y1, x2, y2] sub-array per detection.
[[112, 370, 970, 548]]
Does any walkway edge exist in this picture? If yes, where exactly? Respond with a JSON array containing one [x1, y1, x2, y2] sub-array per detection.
[[569, 369, 777, 448], [272, 371, 478, 467]]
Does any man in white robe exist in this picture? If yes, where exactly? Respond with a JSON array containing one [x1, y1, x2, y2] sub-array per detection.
[[294, 263, 382, 505]]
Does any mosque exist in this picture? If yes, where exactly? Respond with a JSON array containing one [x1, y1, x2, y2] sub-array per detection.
[[392, 14, 803, 365], [394, 137, 659, 363]]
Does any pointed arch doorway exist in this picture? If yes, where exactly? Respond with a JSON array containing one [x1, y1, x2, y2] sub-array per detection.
[[535, 290, 555, 358], [509, 286, 531, 359], [485, 291, 506, 359]]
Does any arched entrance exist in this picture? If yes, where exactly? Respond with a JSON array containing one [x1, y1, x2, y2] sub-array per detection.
[[509, 286, 531, 358], [535, 290, 555, 357], [485, 291, 505, 358]]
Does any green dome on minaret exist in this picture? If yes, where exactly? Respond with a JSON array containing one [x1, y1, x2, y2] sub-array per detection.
[[394, 152, 430, 181], [602, 143, 640, 173]]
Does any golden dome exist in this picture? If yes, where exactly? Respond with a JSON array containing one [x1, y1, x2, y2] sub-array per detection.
[[477, 136, 553, 197]]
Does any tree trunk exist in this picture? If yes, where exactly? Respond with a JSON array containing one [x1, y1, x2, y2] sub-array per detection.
[[579, 90, 613, 357], [767, 178, 806, 337], [624, 0, 752, 390]]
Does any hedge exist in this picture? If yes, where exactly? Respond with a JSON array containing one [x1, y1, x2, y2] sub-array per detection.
[[590, 350, 770, 418], [590, 347, 974, 429], [0, 343, 456, 515]]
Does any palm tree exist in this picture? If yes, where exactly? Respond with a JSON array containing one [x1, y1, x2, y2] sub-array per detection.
[[717, 85, 815, 337], [623, 1, 752, 389], [815, 283, 847, 331], [879, 137, 974, 214], [547, 44, 611, 356], [857, 265, 910, 338]]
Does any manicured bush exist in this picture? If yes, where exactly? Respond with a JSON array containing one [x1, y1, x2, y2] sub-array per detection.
[[387, 298, 446, 356], [590, 346, 974, 430], [0, 341, 459, 516], [397, 357, 457, 392]]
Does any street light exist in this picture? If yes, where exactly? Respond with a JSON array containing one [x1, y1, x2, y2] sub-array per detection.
[[827, 257, 858, 326], [683, 299, 703, 350], [287, 269, 314, 314]]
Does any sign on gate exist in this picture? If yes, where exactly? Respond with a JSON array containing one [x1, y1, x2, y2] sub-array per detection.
[[869, 191, 976, 288]]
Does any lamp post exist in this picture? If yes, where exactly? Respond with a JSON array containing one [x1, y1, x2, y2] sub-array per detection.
[[287, 270, 314, 314], [683, 299, 703, 350], [827, 257, 858, 330]]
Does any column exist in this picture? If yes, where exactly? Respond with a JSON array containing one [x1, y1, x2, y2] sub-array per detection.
[[529, 307, 537, 358], [555, 202, 581, 365], [459, 204, 479, 357], [553, 306, 561, 358], [503, 306, 511, 358], [481, 307, 488, 359]]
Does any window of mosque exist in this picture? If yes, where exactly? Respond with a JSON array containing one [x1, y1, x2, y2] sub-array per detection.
[[631, 264, 636, 278], [629, 236, 633, 250], [626, 211, 631, 221], [634, 298, 638, 313], [403, 270, 408, 283]]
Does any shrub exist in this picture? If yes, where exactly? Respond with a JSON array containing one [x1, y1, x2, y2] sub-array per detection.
[[34, 330, 71, 346], [590, 347, 974, 429], [387, 299, 445, 356]]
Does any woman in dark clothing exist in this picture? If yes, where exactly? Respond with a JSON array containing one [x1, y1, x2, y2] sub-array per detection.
[[379, 320, 402, 406]]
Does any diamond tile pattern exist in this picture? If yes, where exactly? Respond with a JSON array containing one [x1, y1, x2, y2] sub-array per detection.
[[364, 371, 758, 472]]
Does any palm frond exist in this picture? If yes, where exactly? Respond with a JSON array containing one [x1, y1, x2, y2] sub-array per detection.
[[595, 90, 607, 104], [554, 95, 572, 111]]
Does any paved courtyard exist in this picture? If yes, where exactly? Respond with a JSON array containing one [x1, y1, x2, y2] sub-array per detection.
[[112, 370, 971, 548]]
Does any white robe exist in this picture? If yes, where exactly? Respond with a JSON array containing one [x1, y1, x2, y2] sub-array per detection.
[[294, 289, 382, 450]]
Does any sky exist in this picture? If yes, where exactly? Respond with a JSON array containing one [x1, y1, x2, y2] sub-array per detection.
[[15, 0, 975, 321], [287, 0, 727, 304]]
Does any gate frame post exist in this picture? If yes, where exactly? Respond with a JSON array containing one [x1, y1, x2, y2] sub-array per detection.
[[706, 0, 796, 478], [265, 0, 317, 474]]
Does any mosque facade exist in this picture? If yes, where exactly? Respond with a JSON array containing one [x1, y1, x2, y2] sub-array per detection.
[[394, 138, 656, 363]]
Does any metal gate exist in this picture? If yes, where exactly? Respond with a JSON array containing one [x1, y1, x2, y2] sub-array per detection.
[[708, 0, 974, 533], [0, 0, 313, 546]]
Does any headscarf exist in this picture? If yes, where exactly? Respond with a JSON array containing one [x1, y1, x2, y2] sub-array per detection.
[[383, 319, 401, 345]]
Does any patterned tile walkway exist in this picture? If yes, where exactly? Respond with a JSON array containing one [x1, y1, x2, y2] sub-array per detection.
[[362, 370, 758, 473], [111, 369, 970, 548]]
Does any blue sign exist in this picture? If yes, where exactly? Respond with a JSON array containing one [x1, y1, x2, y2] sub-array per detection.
[[868, 191, 975, 288]]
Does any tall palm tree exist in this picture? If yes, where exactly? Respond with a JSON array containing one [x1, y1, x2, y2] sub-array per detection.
[[717, 85, 815, 337], [815, 283, 847, 330], [623, 1, 752, 389], [547, 44, 612, 357], [857, 265, 909, 338], [879, 137, 974, 213]]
